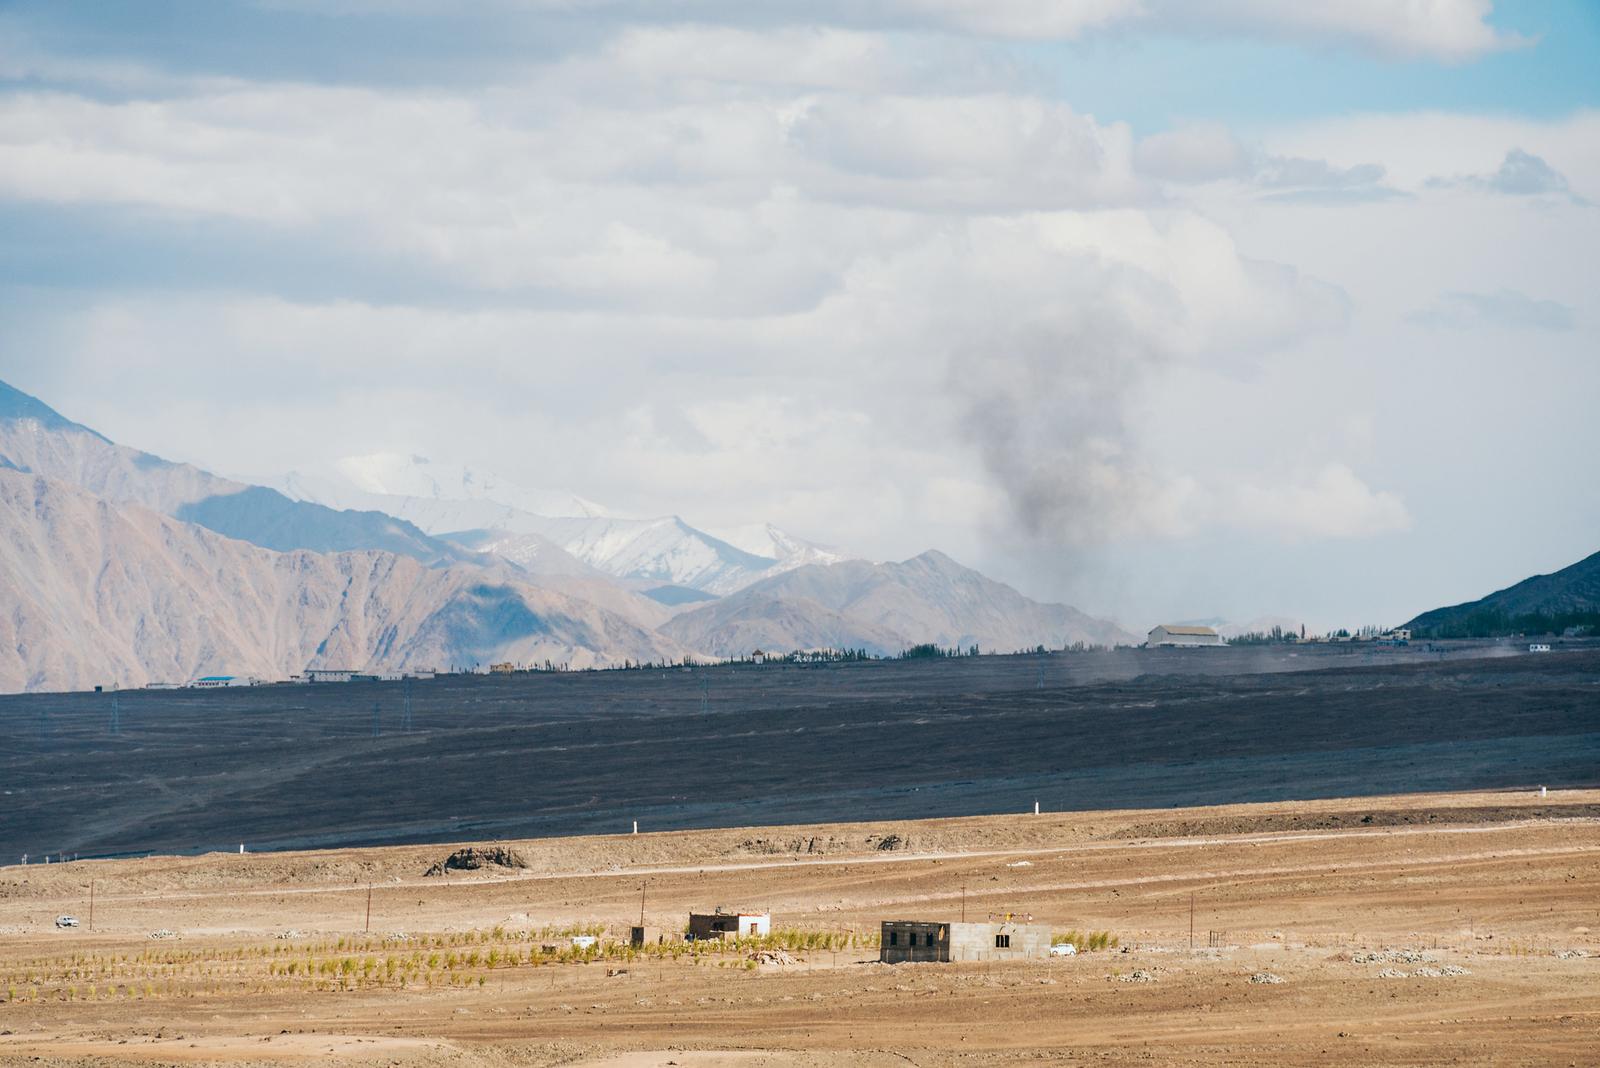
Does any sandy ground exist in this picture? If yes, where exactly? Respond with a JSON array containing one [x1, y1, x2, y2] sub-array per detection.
[[1, 788, 1598, 1066]]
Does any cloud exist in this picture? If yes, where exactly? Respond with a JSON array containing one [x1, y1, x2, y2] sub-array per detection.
[[1150, 0, 1522, 63], [1227, 463, 1411, 540], [1134, 123, 1402, 205], [1427, 147, 1588, 203], [1133, 122, 1251, 183], [253, 0, 1519, 60], [1409, 289, 1577, 331], [942, 212, 1352, 547]]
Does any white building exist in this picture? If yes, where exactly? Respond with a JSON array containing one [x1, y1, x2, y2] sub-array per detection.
[[191, 675, 252, 688], [304, 668, 356, 684], [1146, 624, 1224, 648], [688, 910, 771, 939], [1529, 643, 1552, 653]]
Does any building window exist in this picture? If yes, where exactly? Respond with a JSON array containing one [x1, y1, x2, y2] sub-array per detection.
[[889, 931, 899, 946], [924, 933, 935, 947], [995, 934, 1011, 949]]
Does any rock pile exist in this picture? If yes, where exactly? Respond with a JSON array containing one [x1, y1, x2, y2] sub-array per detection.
[[423, 845, 529, 876], [749, 949, 800, 966], [1248, 972, 1284, 984], [1352, 949, 1433, 965]]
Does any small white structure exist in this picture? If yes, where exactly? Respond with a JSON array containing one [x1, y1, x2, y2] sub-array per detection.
[[1147, 624, 1224, 648], [1529, 643, 1552, 653]]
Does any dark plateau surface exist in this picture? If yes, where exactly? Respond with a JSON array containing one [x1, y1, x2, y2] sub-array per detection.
[[2, 642, 1597, 860]]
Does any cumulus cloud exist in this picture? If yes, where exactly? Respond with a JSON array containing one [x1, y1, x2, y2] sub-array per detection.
[[1134, 123, 1398, 201], [1427, 147, 1588, 202], [1228, 463, 1411, 540], [1409, 289, 1577, 331]]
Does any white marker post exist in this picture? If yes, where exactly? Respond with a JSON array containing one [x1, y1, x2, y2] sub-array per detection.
[[1033, 801, 1040, 815], [633, 821, 638, 835]]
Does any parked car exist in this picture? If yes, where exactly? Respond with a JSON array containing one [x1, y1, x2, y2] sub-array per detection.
[[1049, 941, 1077, 956], [55, 915, 80, 928]]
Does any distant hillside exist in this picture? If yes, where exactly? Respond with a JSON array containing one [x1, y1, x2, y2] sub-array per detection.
[[0, 469, 685, 691], [1406, 550, 1600, 638], [0, 380, 463, 565], [662, 550, 1134, 656]]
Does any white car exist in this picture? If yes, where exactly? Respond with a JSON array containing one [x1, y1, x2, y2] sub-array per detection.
[[1049, 942, 1077, 956], [55, 915, 80, 928]]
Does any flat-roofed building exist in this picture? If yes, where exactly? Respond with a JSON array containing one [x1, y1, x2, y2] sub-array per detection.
[[687, 909, 770, 939], [880, 920, 1052, 963]]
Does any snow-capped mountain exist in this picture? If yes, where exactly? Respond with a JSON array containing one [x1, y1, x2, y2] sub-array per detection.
[[273, 455, 851, 595], [279, 452, 611, 520], [706, 522, 850, 571], [0, 378, 1136, 692]]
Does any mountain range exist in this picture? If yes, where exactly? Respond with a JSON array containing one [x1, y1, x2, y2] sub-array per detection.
[[0, 379, 1134, 692], [1405, 550, 1600, 638]]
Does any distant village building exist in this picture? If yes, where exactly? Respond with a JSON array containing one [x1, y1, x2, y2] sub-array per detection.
[[1529, 643, 1552, 653], [490, 663, 516, 675], [304, 669, 356, 684], [880, 920, 1052, 963], [687, 909, 771, 940], [352, 672, 404, 682], [191, 676, 251, 689], [1146, 624, 1224, 648]]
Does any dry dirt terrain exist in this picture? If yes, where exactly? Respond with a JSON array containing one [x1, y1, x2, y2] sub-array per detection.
[[2, 789, 1597, 1066]]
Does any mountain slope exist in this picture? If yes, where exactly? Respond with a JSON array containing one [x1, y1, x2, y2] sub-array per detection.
[[662, 550, 1134, 656], [1406, 550, 1600, 637], [0, 469, 685, 692], [0, 380, 461, 565]]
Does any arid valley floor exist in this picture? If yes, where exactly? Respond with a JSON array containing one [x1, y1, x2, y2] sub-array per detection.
[[2, 789, 1597, 1067]]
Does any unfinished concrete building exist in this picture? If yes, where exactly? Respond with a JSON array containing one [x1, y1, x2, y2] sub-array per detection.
[[879, 920, 1052, 963], [687, 909, 771, 940]]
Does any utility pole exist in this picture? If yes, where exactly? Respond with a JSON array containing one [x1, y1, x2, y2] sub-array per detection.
[[89, 879, 94, 931], [365, 884, 373, 933], [110, 694, 120, 735], [639, 882, 647, 927], [1189, 892, 1195, 951]]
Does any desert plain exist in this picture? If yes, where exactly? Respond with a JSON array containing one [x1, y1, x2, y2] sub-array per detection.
[[2, 788, 1597, 1067]]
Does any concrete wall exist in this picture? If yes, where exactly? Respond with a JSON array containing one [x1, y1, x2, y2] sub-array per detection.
[[880, 921, 949, 963], [881, 921, 1051, 963], [948, 921, 1051, 961]]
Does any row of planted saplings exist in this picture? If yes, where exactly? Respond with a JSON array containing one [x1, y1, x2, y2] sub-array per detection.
[[0, 926, 885, 1002]]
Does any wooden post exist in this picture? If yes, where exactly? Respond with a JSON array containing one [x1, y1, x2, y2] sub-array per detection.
[[89, 879, 94, 931], [365, 884, 373, 934], [1189, 892, 1194, 951]]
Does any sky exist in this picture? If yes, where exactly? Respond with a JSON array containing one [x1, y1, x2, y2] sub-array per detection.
[[1, 0, 1597, 632]]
